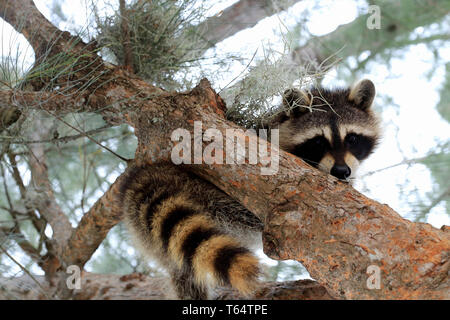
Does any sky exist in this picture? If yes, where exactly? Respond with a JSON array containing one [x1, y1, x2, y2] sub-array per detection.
[[1, 0, 449, 279]]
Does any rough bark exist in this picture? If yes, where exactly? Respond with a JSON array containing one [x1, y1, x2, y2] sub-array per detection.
[[0, 0, 448, 300], [0, 273, 333, 300]]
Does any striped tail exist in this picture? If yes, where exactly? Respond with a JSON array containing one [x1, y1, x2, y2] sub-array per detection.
[[121, 167, 260, 299], [152, 193, 260, 298]]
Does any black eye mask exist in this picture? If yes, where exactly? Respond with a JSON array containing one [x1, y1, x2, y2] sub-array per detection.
[[344, 133, 376, 160], [293, 135, 330, 167]]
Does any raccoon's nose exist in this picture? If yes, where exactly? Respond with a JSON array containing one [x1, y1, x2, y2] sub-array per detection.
[[330, 165, 351, 180]]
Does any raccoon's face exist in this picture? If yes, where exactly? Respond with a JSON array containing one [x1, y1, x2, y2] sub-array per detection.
[[277, 79, 380, 181]]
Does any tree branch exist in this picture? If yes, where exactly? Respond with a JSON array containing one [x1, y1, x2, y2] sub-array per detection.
[[119, 0, 134, 73], [0, 0, 87, 61], [289, 0, 450, 68], [0, 124, 113, 145], [196, 0, 303, 49], [0, 90, 107, 115], [60, 173, 125, 268], [0, 273, 333, 300], [0, 226, 41, 264], [416, 186, 450, 221], [27, 116, 73, 258]]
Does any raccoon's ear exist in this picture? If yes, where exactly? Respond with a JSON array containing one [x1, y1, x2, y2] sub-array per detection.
[[282, 88, 311, 117], [348, 79, 376, 111]]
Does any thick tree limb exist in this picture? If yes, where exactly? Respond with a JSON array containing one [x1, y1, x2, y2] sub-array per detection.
[[60, 173, 126, 268], [0, 0, 92, 62], [0, 273, 333, 300], [196, 0, 302, 48], [0, 0, 448, 300], [28, 117, 73, 255]]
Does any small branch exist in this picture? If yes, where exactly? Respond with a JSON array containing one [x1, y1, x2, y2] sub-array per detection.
[[361, 156, 429, 177], [0, 226, 41, 264], [60, 173, 125, 267], [40, 110, 129, 162], [6, 152, 26, 196], [361, 152, 447, 177], [3, 152, 52, 263], [27, 117, 73, 257], [0, 162, 13, 210], [119, 0, 134, 73], [390, 33, 450, 50], [1, 124, 113, 145], [415, 186, 450, 221], [0, 246, 52, 299]]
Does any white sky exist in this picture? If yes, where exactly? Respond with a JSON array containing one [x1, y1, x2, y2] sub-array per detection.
[[1, 0, 449, 278]]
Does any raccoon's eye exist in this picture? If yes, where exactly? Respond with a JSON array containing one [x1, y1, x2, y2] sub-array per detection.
[[345, 133, 375, 160], [312, 136, 327, 146], [345, 133, 359, 146]]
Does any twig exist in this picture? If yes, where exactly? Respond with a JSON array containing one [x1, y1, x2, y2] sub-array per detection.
[[0, 124, 113, 145], [0, 246, 53, 299], [415, 186, 450, 221], [42, 109, 129, 162], [361, 156, 430, 177], [219, 48, 258, 94]]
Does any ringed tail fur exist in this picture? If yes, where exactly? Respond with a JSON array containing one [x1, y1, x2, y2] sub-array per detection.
[[120, 165, 260, 299]]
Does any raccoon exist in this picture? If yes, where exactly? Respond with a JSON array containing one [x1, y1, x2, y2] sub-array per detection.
[[118, 79, 380, 299], [273, 79, 380, 180]]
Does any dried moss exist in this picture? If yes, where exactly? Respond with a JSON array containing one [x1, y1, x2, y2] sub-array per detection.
[[95, 0, 209, 90], [222, 49, 326, 129]]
